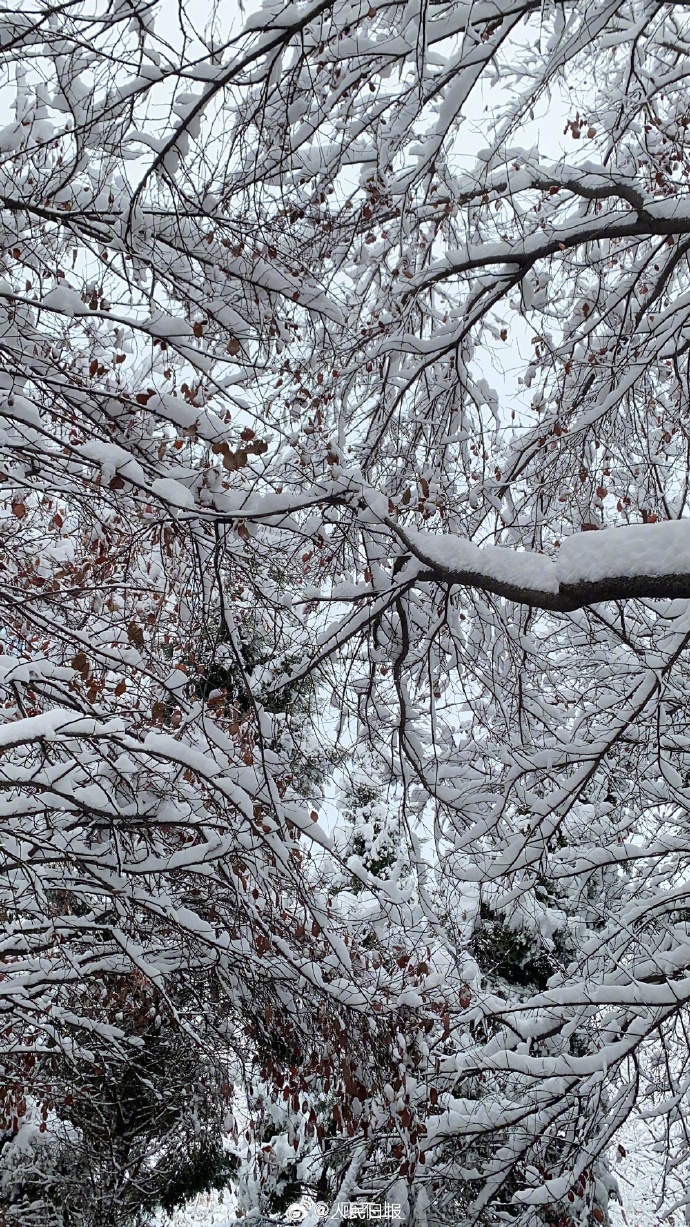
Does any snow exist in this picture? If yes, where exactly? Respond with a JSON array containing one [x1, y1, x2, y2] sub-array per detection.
[[150, 477, 196, 508], [39, 286, 88, 315], [0, 709, 90, 746], [79, 440, 147, 485], [145, 311, 195, 338], [0, 122, 22, 152], [608, 1116, 689, 1227], [403, 519, 690, 599], [557, 519, 690, 585], [4, 8, 690, 1227], [157, 1190, 236, 1226], [404, 525, 557, 593]]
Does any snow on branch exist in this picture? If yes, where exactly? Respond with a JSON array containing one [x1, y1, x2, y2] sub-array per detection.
[[397, 519, 690, 610]]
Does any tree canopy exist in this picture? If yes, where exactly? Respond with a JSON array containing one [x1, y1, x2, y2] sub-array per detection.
[[3, 0, 690, 1224]]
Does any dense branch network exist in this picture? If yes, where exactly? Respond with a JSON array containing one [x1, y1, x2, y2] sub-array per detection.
[[4, 1, 690, 1225]]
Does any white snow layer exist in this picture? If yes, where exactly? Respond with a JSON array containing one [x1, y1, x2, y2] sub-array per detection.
[[405, 518, 690, 594]]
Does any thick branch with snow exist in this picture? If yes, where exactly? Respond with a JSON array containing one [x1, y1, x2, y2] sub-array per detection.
[[400, 519, 690, 610]]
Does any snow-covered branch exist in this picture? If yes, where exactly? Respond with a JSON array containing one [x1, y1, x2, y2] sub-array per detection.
[[397, 519, 690, 610]]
